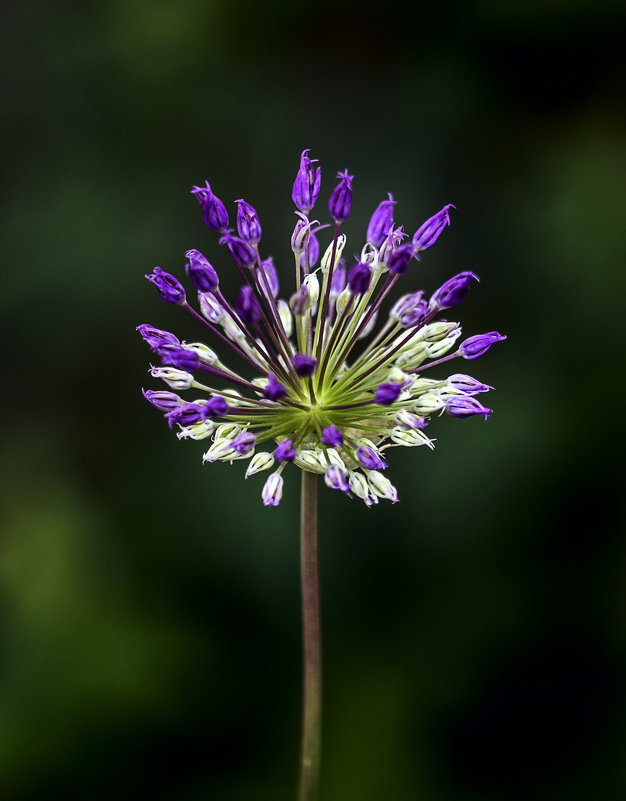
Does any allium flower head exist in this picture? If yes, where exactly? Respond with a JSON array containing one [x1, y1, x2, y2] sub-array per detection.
[[139, 150, 505, 507]]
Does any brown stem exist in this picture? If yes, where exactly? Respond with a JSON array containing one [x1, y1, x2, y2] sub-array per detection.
[[298, 470, 321, 801]]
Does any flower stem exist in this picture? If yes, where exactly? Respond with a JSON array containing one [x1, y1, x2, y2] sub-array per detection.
[[298, 469, 321, 801]]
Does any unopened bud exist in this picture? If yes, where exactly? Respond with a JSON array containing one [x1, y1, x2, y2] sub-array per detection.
[[416, 321, 460, 343], [149, 366, 194, 390], [295, 449, 328, 474], [182, 341, 218, 364], [321, 234, 346, 273], [413, 393, 445, 415], [277, 299, 293, 337], [302, 273, 320, 306], [367, 471, 398, 502], [289, 284, 311, 316], [245, 452, 275, 477], [262, 472, 284, 507], [426, 331, 461, 358], [199, 292, 225, 323], [390, 427, 434, 449], [177, 421, 215, 440], [349, 471, 370, 500], [335, 286, 354, 316]]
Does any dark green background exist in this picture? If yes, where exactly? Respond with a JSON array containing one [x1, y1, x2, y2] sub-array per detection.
[[2, 0, 625, 798]]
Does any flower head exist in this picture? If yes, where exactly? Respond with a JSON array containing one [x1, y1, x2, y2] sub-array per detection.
[[139, 149, 504, 506]]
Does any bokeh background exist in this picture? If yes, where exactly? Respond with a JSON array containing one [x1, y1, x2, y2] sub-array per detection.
[[1, 0, 625, 798]]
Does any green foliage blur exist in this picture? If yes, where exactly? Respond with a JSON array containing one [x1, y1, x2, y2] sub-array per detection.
[[1, 0, 625, 798]]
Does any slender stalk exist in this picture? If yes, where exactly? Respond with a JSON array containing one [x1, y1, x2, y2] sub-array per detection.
[[298, 470, 321, 801]]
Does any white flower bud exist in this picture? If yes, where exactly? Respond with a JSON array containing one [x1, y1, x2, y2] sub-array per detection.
[[349, 471, 370, 500], [395, 409, 424, 428], [390, 427, 434, 449], [245, 452, 275, 477], [412, 393, 445, 415], [367, 470, 398, 502], [394, 343, 428, 371], [415, 321, 460, 343], [150, 366, 194, 390], [321, 234, 346, 273], [203, 435, 252, 463], [302, 273, 320, 306], [222, 314, 244, 340], [183, 341, 218, 364], [325, 448, 345, 469], [277, 299, 293, 338], [213, 423, 242, 441], [386, 367, 409, 384], [426, 330, 461, 358], [335, 286, 354, 316], [177, 421, 215, 440], [295, 449, 328, 474]]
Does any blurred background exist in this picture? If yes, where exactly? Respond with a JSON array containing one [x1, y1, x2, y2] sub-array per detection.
[[1, 0, 625, 798]]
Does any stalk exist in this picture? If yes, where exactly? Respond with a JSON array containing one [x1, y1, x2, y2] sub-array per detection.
[[298, 470, 321, 801]]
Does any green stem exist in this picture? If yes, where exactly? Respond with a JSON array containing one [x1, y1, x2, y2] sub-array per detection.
[[298, 470, 321, 801]]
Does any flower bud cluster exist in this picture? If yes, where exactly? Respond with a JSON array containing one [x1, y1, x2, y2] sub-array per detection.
[[139, 150, 504, 507]]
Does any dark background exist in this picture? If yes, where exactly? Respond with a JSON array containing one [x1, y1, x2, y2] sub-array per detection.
[[1, 0, 625, 799]]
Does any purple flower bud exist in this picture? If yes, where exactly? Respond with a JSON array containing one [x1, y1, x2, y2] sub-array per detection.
[[142, 389, 182, 411], [328, 169, 353, 222], [235, 285, 261, 325], [235, 199, 262, 245], [292, 148, 321, 212], [356, 445, 388, 471], [445, 396, 492, 420], [391, 291, 428, 328], [330, 261, 347, 299], [185, 249, 219, 293], [157, 343, 199, 371], [203, 395, 229, 418], [448, 374, 492, 395], [324, 465, 350, 493], [348, 262, 371, 295], [374, 382, 402, 405], [219, 232, 256, 269], [259, 257, 279, 297], [274, 439, 296, 462], [293, 353, 317, 377], [430, 271, 479, 311], [459, 331, 507, 360], [166, 402, 206, 428], [388, 243, 414, 275], [289, 284, 310, 316], [321, 425, 343, 447], [191, 181, 229, 232], [166, 402, 204, 428], [231, 431, 256, 455], [198, 292, 225, 323], [145, 266, 186, 305], [301, 230, 320, 271], [137, 324, 179, 351], [291, 212, 318, 254], [262, 473, 284, 507], [263, 373, 287, 401], [367, 193, 396, 248], [412, 204, 455, 252]]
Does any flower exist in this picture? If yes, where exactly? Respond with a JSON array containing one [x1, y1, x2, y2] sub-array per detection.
[[139, 149, 505, 506]]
